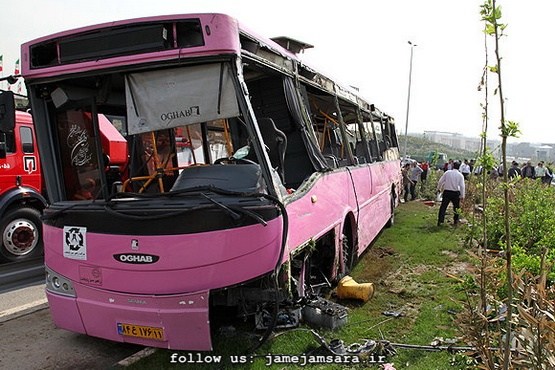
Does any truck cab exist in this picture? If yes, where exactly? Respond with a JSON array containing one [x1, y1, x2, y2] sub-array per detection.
[[0, 110, 42, 193], [0, 92, 47, 262]]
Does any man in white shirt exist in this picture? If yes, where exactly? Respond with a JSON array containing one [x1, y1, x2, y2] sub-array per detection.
[[459, 159, 471, 179], [437, 161, 465, 226]]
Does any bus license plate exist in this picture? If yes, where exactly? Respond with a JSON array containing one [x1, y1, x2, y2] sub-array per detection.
[[117, 323, 164, 341]]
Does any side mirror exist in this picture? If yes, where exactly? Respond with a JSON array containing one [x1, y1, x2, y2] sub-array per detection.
[[0, 91, 16, 132], [0, 133, 7, 159]]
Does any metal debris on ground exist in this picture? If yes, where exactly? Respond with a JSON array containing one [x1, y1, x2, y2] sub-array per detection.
[[311, 329, 397, 357], [382, 310, 404, 317], [302, 296, 348, 330], [255, 307, 301, 330]]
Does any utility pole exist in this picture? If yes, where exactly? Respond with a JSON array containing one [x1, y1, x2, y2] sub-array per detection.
[[404, 41, 417, 158]]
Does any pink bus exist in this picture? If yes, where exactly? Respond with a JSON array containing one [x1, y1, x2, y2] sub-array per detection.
[[20, 13, 401, 350]]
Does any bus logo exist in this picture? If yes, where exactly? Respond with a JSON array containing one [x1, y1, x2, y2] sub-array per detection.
[[131, 239, 139, 250], [113, 253, 159, 264], [63, 226, 87, 260]]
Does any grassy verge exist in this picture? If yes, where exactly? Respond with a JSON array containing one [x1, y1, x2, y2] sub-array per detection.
[[128, 201, 472, 369]]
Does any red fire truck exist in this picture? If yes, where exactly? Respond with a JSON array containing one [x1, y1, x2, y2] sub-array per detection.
[[0, 90, 127, 262]]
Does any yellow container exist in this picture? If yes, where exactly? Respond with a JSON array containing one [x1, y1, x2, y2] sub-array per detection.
[[336, 276, 374, 302]]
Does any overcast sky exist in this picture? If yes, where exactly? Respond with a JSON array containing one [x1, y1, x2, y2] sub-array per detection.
[[1, 0, 552, 143]]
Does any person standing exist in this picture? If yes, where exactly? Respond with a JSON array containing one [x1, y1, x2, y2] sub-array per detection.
[[420, 161, 429, 183], [409, 162, 423, 200], [437, 161, 465, 226], [543, 163, 553, 185], [401, 163, 412, 203], [508, 161, 522, 179], [535, 161, 546, 181], [521, 161, 535, 179], [460, 159, 471, 179]]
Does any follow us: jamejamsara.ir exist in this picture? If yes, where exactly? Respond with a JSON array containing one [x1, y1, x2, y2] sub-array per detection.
[[170, 352, 388, 366]]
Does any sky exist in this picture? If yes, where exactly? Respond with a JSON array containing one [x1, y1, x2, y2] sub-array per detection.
[[0, 0, 553, 143]]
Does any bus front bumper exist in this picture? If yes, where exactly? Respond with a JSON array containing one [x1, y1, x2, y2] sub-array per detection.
[[46, 283, 211, 350]]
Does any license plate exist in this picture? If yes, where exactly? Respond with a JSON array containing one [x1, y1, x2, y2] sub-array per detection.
[[117, 323, 164, 341]]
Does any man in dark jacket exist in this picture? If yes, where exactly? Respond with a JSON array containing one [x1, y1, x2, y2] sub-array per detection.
[[508, 161, 521, 179], [521, 161, 535, 179]]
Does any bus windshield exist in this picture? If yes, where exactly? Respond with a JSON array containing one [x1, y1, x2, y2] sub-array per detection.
[[47, 61, 265, 200]]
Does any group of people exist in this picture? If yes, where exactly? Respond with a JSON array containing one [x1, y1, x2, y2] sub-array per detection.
[[401, 160, 429, 203], [507, 160, 553, 184], [401, 158, 465, 226], [401, 157, 553, 227]]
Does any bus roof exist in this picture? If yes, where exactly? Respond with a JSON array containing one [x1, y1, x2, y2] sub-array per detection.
[[21, 13, 392, 119]]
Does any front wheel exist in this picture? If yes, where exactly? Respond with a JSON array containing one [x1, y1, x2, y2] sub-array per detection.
[[0, 207, 43, 262]]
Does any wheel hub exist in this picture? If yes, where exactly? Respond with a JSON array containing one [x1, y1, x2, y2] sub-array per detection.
[[3, 219, 38, 256]]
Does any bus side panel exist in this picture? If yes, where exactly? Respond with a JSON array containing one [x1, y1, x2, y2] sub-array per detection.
[[285, 170, 354, 256], [356, 162, 393, 252], [344, 165, 373, 253]]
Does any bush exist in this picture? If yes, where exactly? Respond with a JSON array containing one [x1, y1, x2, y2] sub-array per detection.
[[468, 177, 555, 282]]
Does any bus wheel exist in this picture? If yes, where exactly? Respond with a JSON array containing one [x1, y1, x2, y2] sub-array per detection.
[[0, 207, 43, 262], [385, 195, 395, 228]]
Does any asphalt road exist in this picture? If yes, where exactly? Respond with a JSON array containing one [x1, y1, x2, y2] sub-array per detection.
[[0, 308, 142, 370]]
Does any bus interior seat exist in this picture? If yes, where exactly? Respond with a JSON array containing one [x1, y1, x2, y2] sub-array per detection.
[[322, 129, 341, 158], [256, 117, 287, 182], [369, 139, 380, 160], [170, 163, 263, 193], [324, 155, 339, 168], [355, 142, 369, 163]]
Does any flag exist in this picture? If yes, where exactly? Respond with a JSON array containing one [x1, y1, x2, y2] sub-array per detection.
[[0, 55, 3, 72], [17, 81, 22, 94], [14, 59, 20, 75]]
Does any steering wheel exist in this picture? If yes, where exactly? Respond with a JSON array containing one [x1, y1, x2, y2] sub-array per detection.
[[214, 157, 257, 165]]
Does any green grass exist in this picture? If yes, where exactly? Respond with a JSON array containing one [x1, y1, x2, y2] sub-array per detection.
[[127, 201, 472, 369]]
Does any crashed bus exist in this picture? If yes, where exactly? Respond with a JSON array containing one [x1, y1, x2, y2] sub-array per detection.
[[20, 13, 401, 350]]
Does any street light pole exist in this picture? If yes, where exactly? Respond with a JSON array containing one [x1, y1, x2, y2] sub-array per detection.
[[404, 41, 417, 159]]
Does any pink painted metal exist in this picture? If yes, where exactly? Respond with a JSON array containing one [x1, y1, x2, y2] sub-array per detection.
[[44, 218, 283, 295], [45, 218, 283, 350], [285, 160, 400, 262], [47, 288, 212, 350], [21, 14, 241, 80]]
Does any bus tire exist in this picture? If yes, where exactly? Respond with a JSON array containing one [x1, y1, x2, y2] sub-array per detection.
[[0, 206, 43, 262], [341, 232, 356, 278], [385, 194, 395, 228]]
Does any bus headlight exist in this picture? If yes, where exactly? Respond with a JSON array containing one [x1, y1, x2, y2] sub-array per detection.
[[45, 266, 76, 297]]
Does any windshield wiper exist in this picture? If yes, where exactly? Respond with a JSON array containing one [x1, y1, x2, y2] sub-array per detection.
[[201, 193, 268, 226], [201, 193, 241, 221], [229, 205, 268, 226]]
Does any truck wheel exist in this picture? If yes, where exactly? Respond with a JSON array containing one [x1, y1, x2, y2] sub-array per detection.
[[0, 207, 43, 262]]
